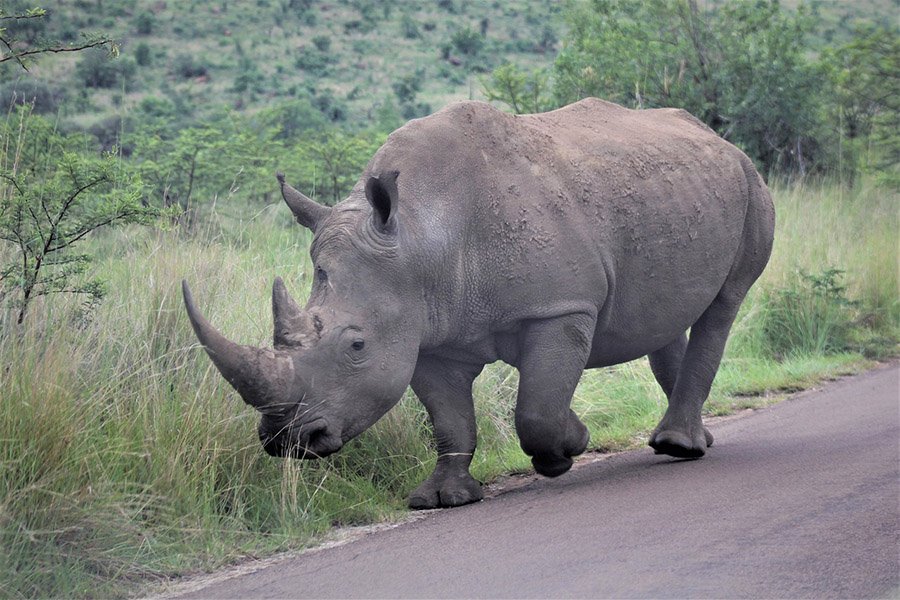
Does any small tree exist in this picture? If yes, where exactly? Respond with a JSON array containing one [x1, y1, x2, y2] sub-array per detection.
[[306, 131, 382, 205], [482, 63, 554, 114], [0, 107, 155, 325]]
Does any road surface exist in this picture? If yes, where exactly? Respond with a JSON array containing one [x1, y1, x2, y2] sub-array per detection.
[[172, 363, 899, 599]]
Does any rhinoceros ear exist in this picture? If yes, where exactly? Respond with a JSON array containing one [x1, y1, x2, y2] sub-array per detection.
[[276, 172, 332, 232], [365, 170, 399, 235]]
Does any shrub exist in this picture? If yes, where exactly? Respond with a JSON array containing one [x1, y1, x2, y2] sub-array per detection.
[[762, 268, 858, 357], [87, 115, 124, 152], [256, 97, 328, 140], [313, 89, 347, 122], [451, 26, 484, 56], [233, 56, 263, 93], [392, 70, 424, 105], [134, 11, 154, 35], [312, 34, 331, 52], [400, 14, 420, 39], [171, 54, 208, 79], [76, 48, 134, 89], [135, 42, 152, 66], [294, 47, 332, 75]]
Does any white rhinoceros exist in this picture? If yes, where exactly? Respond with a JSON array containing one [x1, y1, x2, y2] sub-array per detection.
[[183, 99, 775, 508]]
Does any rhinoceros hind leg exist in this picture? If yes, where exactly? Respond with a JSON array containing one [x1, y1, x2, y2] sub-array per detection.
[[514, 312, 596, 478], [408, 356, 484, 509], [649, 290, 746, 458], [648, 333, 687, 398], [648, 333, 713, 457]]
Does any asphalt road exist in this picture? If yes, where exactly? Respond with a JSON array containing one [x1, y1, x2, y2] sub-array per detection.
[[173, 363, 899, 599]]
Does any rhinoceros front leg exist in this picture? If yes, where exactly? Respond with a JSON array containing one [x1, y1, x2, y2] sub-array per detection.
[[408, 356, 484, 509], [649, 296, 743, 458], [515, 313, 594, 478]]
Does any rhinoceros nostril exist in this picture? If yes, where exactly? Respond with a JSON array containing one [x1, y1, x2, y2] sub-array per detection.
[[301, 419, 328, 448]]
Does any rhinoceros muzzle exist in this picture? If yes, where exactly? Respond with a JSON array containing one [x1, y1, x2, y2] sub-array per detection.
[[260, 418, 344, 459]]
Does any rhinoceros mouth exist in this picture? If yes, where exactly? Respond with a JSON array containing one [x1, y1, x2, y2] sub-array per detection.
[[262, 418, 344, 459]]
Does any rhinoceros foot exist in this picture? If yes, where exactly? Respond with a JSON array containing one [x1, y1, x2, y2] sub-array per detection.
[[530, 417, 590, 478], [408, 470, 483, 509], [649, 425, 714, 459]]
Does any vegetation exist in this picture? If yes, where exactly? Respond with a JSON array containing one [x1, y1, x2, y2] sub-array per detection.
[[0, 0, 896, 598], [485, 0, 898, 180]]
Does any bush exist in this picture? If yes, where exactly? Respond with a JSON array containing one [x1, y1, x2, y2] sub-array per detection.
[[392, 70, 424, 105], [233, 56, 263, 93], [400, 14, 420, 39], [87, 115, 125, 152], [135, 42, 152, 66], [762, 268, 858, 357], [550, 0, 828, 175], [313, 89, 347, 122], [451, 26, 484, 56], [76, 48, 134, 89], [256, 97, 328, 140], [312, 34, 331, 52], [294, 47, 332, 76], [171, 54, 208, 79], [134, 11, 154, 35]]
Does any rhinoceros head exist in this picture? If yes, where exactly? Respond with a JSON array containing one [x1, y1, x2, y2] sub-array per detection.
[[182, 171, 423, 459]]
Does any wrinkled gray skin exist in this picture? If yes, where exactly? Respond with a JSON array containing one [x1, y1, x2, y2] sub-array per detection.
[[183, 99, 775, 509]]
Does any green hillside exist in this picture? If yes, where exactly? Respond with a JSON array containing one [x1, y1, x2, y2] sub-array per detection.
[[6, 0, 893, 131], [3, 0, 563, 129]]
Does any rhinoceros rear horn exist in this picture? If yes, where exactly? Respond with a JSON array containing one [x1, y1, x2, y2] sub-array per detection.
[[272, 276, 309, 348], [182, 280, 293, 411], [276, 172, 332, 232]]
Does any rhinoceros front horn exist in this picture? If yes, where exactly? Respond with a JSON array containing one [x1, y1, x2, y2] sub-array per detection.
[[276, 172, 332, 232], [182, 280, 293, 411]]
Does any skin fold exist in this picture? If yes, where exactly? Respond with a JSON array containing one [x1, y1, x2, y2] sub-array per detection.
[[183, 98, 775, 509]]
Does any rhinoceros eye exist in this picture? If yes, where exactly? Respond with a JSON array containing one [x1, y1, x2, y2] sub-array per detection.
[[315, 266, 327, 284], [351, 340, 365, 351]]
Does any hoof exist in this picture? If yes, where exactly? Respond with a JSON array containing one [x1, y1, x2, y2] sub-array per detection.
[[532, 454, 574, 478], [408, 473, 483, 509], [649, 429, 707, 459], [530, 412, 588, 478]]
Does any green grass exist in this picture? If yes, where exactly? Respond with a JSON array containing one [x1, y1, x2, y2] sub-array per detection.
[[0, 179, 897, 598]]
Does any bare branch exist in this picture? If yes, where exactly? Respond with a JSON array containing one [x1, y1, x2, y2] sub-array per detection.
[[0, 14, 46, 22], [0, 38, 115, 68], [45, 210, 143, 253], [0, 34, 29, 71]]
